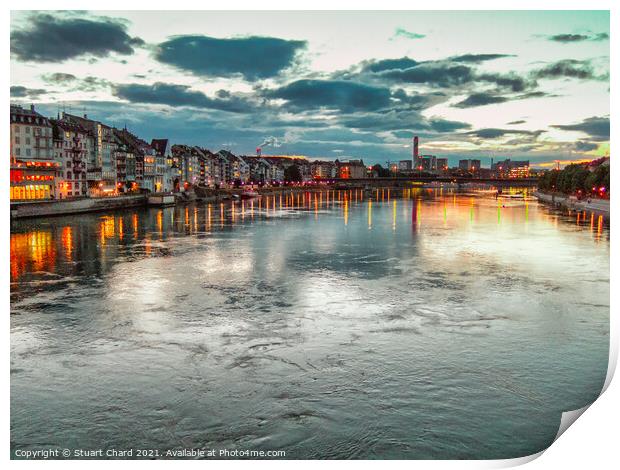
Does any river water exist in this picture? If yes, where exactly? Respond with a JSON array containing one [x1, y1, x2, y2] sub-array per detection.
[[10, 188, 609, 459]]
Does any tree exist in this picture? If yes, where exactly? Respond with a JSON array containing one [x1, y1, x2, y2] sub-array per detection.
[[585, 164, 610, 193], [372, 164, 390, 177], [570, 168, 589, 193], [284, 164, 302, 182], [539, 161, 610, 196]]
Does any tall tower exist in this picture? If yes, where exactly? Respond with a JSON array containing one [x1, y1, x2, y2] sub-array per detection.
[[413, 136, 419, 167]]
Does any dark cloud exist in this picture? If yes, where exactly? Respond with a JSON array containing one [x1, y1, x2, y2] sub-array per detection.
[[517, 91, 549, 99], [549, 33, 590, 42], [549, 32, 609, 43], [454, 89, 551, 109], [380, 63, 475, 87], [340, 111, 420, 131], [77, 76, 111, 91], [450, 54, 514, 63], [42, 73, 110, 91], [372, 60, 532, 92], [533, 59, 600, 80], [42, 72, 77, 84], [154, 35, 306, 81], [367, 58, 420, 73], [429, 118, 471, 132], [574, 141, 598, 152], [454, 93, 509, 108], [361, 57, 420, 73], [11, 13, 144, 62], [391, 89, 449, 110], [552, 116, 609, 141], [392, 28, 426, 40], [340, 109, 470, 135], [113, 82, 256, 113], [507, 120, 526, 125], [478, 73, 533, 92], [10, 85, 48, 98], [466, 128, 543, 139], [264, 79, 393, 112]]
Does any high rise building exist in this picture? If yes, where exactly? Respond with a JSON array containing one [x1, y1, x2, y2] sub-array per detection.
[[413, 136, 419, 167]]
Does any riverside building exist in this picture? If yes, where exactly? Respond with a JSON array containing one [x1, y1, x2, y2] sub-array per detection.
[[51, 118, 92, 199], [10, 105, 58, 201]]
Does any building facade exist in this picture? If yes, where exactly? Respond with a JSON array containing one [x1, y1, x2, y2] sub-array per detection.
[[51, 119, 92, 199], [458, 159, 481, 172], [10, 105, 58, 201]]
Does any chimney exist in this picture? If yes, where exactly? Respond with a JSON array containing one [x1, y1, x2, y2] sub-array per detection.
[[30, 104, 35, 112], [84, 114, 88, 119]]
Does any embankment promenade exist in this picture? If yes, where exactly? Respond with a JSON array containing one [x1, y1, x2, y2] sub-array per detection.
[[534, 191, 609, 219], [10, 186, 342, 220]]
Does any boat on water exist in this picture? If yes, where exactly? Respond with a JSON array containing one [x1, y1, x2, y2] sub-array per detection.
[[497, 193, 524, 199], [495, 188, 525, 199], [240, 190, 259, 199]]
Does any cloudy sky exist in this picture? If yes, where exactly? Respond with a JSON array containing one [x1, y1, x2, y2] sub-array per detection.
[[10, 10, 610, 167]]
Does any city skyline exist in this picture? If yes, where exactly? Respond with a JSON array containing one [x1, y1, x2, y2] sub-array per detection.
[[10, 10, 610, 167]]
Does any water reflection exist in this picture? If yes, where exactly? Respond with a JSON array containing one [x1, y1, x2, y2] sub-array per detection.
[[11, 188, 609, 290]]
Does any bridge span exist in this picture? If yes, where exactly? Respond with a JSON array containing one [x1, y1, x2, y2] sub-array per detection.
[[315, 176, 538, 188]]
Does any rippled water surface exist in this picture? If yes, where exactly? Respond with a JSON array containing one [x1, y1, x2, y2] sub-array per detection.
[[10, 188, 609, 459]]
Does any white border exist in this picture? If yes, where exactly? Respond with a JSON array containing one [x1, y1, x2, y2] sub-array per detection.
[[3, 2, 617, 468]]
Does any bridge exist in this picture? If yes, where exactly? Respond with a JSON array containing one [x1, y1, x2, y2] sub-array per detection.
[[315, 176, 538, 187]]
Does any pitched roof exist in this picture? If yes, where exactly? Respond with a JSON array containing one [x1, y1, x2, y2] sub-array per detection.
[[151, 139, 169, 156]]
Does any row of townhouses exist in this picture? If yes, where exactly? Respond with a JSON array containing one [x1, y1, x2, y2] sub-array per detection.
[[10, 104, 368, 202]]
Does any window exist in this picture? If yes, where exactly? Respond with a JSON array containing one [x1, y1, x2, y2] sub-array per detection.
[[25, 137, 30, 145], [16, 148, 21, 156], [26, 149, 31, 156], [67, 171, 72, 179], [25, 127, 30, 134], [15, 136, 20, 144]]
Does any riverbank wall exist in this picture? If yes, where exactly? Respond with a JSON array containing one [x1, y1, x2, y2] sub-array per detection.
[[11, 194, 148, 219], [10, 187, 334, 219], [534, 191, 609, 219]]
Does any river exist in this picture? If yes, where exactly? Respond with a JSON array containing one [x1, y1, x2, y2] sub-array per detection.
[[10, 188, 610, 459]]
